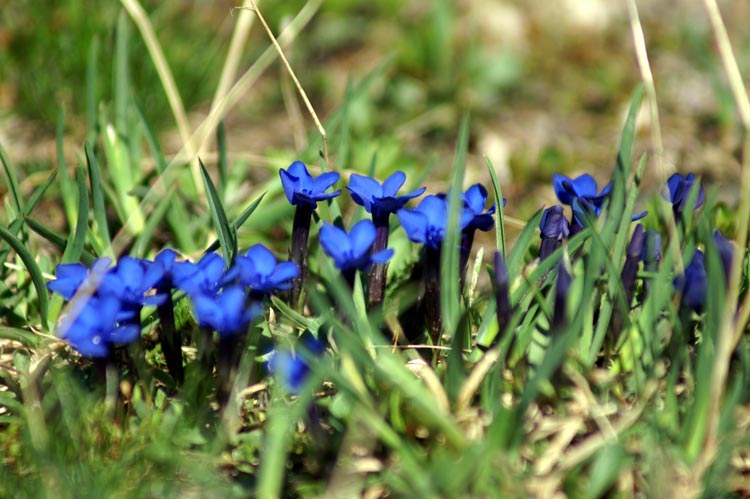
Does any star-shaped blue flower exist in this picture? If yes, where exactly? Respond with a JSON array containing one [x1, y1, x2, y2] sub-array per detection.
[[223, 244, 299, 295], [59, 295, 141, 357], [397, 195, 473, 250], [663, 173, 705, 216], [191, 285, 262, 337], [47, 258, 112, 299], [267, 336, 324, 394], [280, 161, 341, 208], [319, 219, 394, 272], [463, 183, 498, 232], [172, 252, 227, 297], [347, 171, 426, 221], [553, 173, 611, 208]]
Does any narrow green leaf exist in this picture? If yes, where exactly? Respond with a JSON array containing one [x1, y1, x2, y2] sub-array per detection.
[[441, 114, 470, 337], [61, 167, 90, 264], [484, 154, 506, 256], [85, 145, 113, 258], [56, 108, 77, 226], [217, 121, 228, 201], [86, 36, 99, 144], [0, 141, 22, 215], [0, 225, 48, 330], [199, 158, 237, 264], [506, 209, 543, 278]]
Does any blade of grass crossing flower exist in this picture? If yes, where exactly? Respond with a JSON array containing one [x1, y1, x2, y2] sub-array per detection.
[[199, 159, 237, 265], [61, 167, 90, 265], [0, 225, 48, 330], [441, 114, 470, 338], [134, 103, 195, 253], [85, 145, 113, 258], [484, 155, 506, 256]]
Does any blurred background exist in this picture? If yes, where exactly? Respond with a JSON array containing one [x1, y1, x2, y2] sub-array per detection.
[[1, 0, 748, 221]]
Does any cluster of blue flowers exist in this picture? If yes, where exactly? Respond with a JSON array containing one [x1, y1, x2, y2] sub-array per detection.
[[47, 159, 733, 393]]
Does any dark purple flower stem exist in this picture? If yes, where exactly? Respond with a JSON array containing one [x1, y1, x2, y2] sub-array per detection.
[[367, 213, 390, 307], [156, 292, 184, 385], [290, 204, 314, 308], [216, 333, 243, 408], [494, 251, 512, 341], [551, 264, 571, 334], [423, 246, 442, 343]]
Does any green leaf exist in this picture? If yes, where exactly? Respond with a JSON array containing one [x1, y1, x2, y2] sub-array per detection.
[[0, 141, 22, 215], [205, 192, 267, 254], [0, 225, 49, 330], [61, 167, 90, 264], [484, 154, 506, 256], [199, 158, 237, 264], [441, 113, 470, 337], [85, 145, 113, 258], [25, 217, 96, 266]]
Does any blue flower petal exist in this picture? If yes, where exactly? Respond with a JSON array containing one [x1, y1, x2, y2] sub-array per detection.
[[381, 171, 406, 196], [370, 248, 394, 264], [320, 224, 353, 268], [398, 209, 428, 244], [348, 220, 377, 260]]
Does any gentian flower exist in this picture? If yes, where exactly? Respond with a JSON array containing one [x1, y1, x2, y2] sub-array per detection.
[[146, 248, 184, 384], [347, 171, 424, 307], [280, 160, 341, 208], [663, 173, 704, 217], [47, 258, 112, 299], [553, 172, 646, 226], [267, 336, 324, 394], [713, 230, 734, 284], [347, 171, 425, 223], [397, 195, 472, 250], [279, 161, 342, 308], [463, 184, 497, 232], [99, 256, 166, 310], [538, 206, 570, 260], [320, 220, 394, 288], [621, 224, 645, 308], [172, 252, 226, 297], [674, 250, 707, 311], [224, 244, 299, 297], [191, 285, 262, 337], [59, 295, 122, 358], [553, 173, 612, 213]]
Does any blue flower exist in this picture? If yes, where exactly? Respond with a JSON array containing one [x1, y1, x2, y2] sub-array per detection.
[[191, 285, 262, 337], [319, 219, 394, 272], [553, 173, 612, 210], [59, 295, 141, 357], [664, 173, 704, 216], [463, 184, 498, 232], [172, 252, 226, 297], [674, 250, 707, 311], [47, 258, 112, 299], [280, 161, 341, 208], [98, 256, 166, 310], [224, 244, 299, 295], [539, 206, 570, 241], [347, 171, 425, 220], [267, 336, 324, 394], [397, 195, 472, 250]]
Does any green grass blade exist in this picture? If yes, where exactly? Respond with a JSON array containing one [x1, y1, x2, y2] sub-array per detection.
[[484, 155, 506, 256], [0, 141, 22, 216], [86, 36, 99, 144], [199, 159, 237, 264], [24, 217, 95, 266], [132, 185, 177, 258], [24, 170, 57, 216], [61, 167, 90, 264], [206, 192, 267, 254], [0, 225, 49, 330], [441, 114, 470, 337], [506, 209, 543, 278], [85, 145, 113, 258], [217, 121, 228, 201]]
